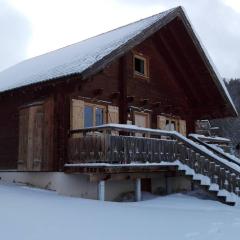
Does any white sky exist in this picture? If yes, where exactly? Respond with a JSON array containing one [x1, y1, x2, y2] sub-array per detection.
[[8, 0, 165, 57], [224, 0, 240, 12], [1, 0, 240, 78]]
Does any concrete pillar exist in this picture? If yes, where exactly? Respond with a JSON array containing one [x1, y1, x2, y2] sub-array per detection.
[[165, 176, 172, 194], [98, 180, 105, 201], [135, 178, 141, 201]]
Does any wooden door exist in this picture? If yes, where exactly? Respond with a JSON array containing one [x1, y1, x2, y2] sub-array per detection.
[[18, 99, 53, 171]]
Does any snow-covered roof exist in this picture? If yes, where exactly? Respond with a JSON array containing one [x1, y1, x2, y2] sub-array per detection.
[[0, 8, 174, 92], [0, 6, 237, 116]]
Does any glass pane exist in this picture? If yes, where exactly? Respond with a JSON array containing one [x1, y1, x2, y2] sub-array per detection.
[[165, 120, 170, 130], [84, 106, 93, 128], [171, 121, 176, 131], [96, 107, 104, 126], [135, 57, 145, 75]]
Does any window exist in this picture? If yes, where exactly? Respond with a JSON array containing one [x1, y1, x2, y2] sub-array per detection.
[[95, 107, 104, 126], [134, 54, 149, 78], [165, 120, 176, 131], [84, 104, 105, 128], [84, 106, 94, 128], [135, 57, 145, 75], [157, 115, 186, 136]]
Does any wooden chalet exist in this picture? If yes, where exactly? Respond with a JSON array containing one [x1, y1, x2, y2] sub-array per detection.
[[0, 7, 239, 205]]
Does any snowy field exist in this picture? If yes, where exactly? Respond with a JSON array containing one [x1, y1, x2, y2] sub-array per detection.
[[0, 183, 240, 240]]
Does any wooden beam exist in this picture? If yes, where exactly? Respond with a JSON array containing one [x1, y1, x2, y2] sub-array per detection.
[[118, 56, 128, 124], [53, 86, 71, 171]]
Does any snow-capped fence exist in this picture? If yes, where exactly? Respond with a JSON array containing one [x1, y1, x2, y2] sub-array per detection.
[[68, 124, 240, 196], [69, 134, 176, 163]]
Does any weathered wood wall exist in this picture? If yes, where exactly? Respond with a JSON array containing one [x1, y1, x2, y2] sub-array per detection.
[[0, 60, 120, 170], [0, 87, 54, 169]]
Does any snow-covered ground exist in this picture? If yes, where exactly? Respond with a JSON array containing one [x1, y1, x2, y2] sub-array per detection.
[[1, 183, 240, 240]]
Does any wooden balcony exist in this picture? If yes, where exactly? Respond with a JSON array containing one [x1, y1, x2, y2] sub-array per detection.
[[66, 124, 240, 199], [67, 124, 178, 165]]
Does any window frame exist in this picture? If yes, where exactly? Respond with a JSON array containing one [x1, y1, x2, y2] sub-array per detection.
[[133, 53, 149, 79], [84, 102, 106, 128], [157, 115, 180, 131]]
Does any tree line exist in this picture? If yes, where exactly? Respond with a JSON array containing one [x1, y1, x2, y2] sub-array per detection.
[[211, 78, 240, 149]]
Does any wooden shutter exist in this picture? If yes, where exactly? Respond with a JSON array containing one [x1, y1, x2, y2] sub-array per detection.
[[71, 99, 84, 130], [107, 105, 119, 124], [134, 113, 149, 128], [179, 119, 187, 136], [157, 115, 166, 130]]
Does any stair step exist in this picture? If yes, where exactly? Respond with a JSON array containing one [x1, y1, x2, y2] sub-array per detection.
[[177, 166, 194, 176], [225, 202, 236, 206], [176, 162, 238, 206], [209, 184, 219, 191], [218, 191, 238, 203]]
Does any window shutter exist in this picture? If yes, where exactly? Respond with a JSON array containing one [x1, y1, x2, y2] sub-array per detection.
[[71, 99, 84, 130], [157, 115, 166, 130], [107, 105, 119, 124], [179, 119, 187, 136]]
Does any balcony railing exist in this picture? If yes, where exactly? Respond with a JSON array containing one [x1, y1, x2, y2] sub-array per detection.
[[68, 124, 240, 196], [69, 133, 176, 164]]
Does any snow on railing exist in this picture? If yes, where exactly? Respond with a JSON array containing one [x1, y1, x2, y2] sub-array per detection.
[[189, 133, 240, 167]]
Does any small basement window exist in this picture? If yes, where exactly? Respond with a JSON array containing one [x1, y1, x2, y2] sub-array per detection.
[[134, 54, 149, 78]]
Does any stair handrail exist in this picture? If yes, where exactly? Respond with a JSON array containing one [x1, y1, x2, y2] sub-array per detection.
[[188, 134, 240, 167]]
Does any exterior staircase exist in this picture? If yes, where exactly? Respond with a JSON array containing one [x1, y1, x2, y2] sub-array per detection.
[[175, 160, 237, 206]]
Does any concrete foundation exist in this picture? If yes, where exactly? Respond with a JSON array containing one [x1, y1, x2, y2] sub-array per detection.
[[98, 180, 105, 201], [0, 171, 192, 201], [135, 178, 141, 201]]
